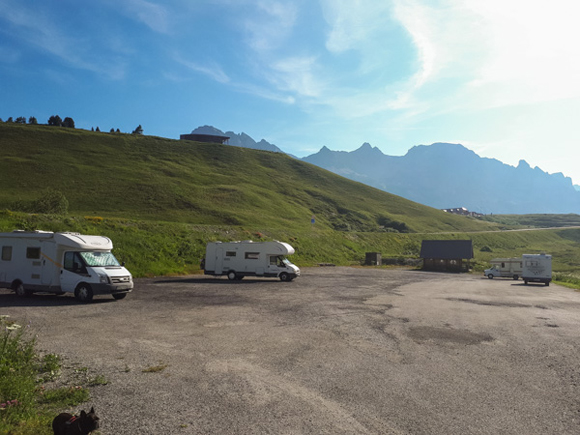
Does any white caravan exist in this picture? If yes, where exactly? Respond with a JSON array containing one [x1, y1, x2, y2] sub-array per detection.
[[484, 258, 523, 280], [522, 253, 552, 286], [0, 230, 133, 302], [203, 240, 300, 281]]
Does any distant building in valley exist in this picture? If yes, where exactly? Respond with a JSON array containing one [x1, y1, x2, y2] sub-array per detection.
[[442, 207, 483, 218]]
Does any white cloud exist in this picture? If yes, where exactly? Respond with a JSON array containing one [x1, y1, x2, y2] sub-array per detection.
[[390, 0, 580, 111], [268, 56, 323, 97], [118, 0, 171, 34], [241, 0, 298, 53], [322, 0, 393, 54]]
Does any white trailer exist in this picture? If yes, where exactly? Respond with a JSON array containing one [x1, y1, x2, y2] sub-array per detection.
[[0, 230, 133, 302], [522, 253, 552, 286], [484, 258, 523, 280], [202, 240, 300, 281]]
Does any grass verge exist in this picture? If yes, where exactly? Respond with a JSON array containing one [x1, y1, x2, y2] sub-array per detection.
[[0, 316, 93, 435], [553, 273, 580, 291]]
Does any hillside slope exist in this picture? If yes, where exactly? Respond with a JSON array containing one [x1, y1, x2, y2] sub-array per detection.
[[0, 123, 498, 233]]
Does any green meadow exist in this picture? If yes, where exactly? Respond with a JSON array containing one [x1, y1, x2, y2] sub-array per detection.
[[1, 122, 579, 284]]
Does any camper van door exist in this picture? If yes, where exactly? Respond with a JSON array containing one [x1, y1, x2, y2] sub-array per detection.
[[59, 251, 86, 292], [40, 240, 56, 286]]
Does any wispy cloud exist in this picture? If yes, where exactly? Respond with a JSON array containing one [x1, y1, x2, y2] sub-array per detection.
[[116, 0, 171, 34], [173, 55, 230, 83], [321, 0, 393, 54], [241, 0, 298, 52], [0, 1, 126, 80]]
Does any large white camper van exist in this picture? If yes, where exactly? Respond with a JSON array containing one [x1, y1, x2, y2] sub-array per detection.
[[0, 230, 133, 302], [203, 240, 300, 281], [522, 253, 552, 286]]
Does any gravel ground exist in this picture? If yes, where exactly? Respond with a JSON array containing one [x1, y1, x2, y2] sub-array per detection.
[[2, 267, 580, 434]]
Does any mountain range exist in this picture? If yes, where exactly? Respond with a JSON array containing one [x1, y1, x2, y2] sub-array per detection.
[[190, 126, 580, 215], [192, 126, 286, 154]]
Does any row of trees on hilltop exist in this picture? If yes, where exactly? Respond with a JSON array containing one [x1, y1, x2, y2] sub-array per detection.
[[1, 115, 143, 135]]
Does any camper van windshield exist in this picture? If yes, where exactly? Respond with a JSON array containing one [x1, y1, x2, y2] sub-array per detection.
[[276, 257, 292, 267], [79, 251, 121, 267]]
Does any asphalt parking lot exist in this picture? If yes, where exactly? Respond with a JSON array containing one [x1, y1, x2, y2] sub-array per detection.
[[2, 267, 580, 434]]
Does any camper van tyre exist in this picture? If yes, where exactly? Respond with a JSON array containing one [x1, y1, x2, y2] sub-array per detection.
[[513, 275, 519, 280], [112, 293, 127, 300], [75, 284, 94, 303], [227, 271, 237, 281], [487, 274, 494, 279], [14, 283, 32, 297], [279, 272, 291, 282]]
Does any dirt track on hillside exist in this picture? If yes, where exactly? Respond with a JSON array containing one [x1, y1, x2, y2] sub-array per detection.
[[2, 268, 580, 434]]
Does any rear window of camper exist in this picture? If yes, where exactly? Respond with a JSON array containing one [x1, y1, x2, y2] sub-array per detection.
[[226, 251, 236, 257], [245, 252, 259, 260], [26, 247, 41, 259], [1, 246, 12, 261]]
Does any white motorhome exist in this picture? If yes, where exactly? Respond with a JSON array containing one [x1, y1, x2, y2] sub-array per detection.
[[522, 253, 552, 286], [0, 230, 133, 302], [203, 240, 300, 281], [484, 258, 523, 280]]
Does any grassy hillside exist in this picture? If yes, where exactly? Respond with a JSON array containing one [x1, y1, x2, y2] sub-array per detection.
[[0, 122, 497, 233], [1, 123, 579, 283]]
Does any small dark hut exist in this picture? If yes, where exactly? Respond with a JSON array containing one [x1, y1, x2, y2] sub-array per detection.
[[420, 240, 473, 272], [180, 133, 230, 144]]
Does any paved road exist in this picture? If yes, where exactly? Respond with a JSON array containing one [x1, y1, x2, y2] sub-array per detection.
[[2, 268, 580, 434]]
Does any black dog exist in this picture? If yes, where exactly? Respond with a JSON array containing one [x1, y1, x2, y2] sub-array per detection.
[[52, 407, 100, 435]]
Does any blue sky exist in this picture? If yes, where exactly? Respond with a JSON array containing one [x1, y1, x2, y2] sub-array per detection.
[[1, 0, 579, 185]]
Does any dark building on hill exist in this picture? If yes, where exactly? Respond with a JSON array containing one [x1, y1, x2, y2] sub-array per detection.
[[180, 133, 230, 144], [420, 240, 473, 272]]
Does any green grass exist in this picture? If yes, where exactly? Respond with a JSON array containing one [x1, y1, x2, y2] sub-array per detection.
[[1, 123, 579, 289], [0, 316, 92, 435], [0, 122, 498, 234]]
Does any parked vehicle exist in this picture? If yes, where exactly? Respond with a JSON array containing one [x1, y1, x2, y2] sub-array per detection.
[[202, 240, 300, 281], [484, 258, 522, 280], [0, 230, 133, 302], [522, 253, 552, 286]]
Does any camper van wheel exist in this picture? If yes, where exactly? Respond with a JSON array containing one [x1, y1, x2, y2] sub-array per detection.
[[15, 283, 32, 297], [227, 271, 237, 281], [75, 284, 94, 303], [279, 272, 290, 282], [487, 274, 494, 279], [513, 275, 519, 280], [545, 282, 550, 286]]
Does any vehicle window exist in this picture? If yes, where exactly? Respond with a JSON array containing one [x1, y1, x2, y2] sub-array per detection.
[[64, 252, 87, 273], [26, 247, 41, 259], [80, 251, 120, 267], [245, 252, 259, 260], [1, 246, 12, 261], [226, 251, 236, 257]]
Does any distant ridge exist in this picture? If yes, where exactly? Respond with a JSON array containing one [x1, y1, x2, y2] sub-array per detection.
[[303, 142, 580, 215]]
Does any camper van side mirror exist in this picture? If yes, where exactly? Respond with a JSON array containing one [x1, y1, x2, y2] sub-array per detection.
[[122, 261, 126, 267]]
